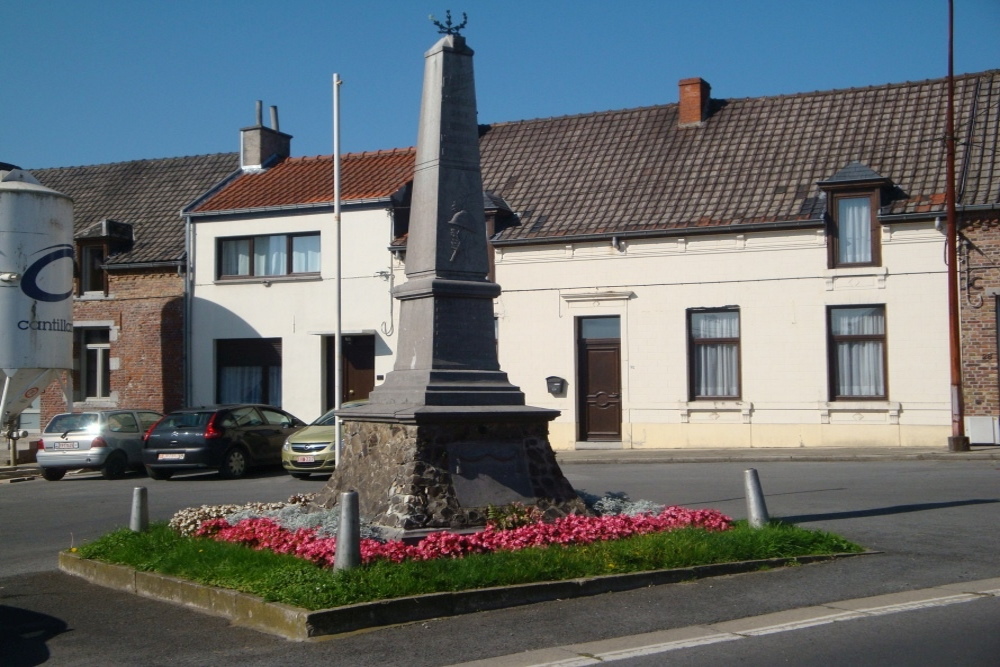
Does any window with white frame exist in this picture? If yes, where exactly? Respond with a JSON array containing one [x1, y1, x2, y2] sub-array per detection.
[[688, 308, 740, 399], [77, 328, 111, 400], [828, 305, 887, 399], [218, 233, 320, 279]]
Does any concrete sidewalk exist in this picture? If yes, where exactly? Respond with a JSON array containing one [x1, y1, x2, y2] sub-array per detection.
[[554, 444, 1000, 464], [3, 444, 998, 482]]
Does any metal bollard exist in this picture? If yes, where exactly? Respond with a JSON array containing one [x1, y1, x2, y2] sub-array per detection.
[[743, 468, 770, 528], [334, 490, 361, 570], [130, 486, 149, 532]]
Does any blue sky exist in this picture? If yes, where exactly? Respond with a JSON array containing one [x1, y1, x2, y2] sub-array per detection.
[[4, 1, 999, 169]]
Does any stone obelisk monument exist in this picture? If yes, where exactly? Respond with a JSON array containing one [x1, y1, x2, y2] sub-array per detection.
[[315, 21, 585, 535]]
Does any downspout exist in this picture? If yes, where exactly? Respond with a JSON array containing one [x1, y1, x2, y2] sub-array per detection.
[[183, 213, 194, 408]]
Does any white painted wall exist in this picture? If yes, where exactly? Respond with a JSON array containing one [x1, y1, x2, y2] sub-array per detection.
[[493, 222, 952, 449], [190, 205, 400, 423], [192, 210, 952, 449]]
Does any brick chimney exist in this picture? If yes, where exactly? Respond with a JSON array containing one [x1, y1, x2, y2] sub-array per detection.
[[678, 78, 711, 126], [240, 101, 292, 171]]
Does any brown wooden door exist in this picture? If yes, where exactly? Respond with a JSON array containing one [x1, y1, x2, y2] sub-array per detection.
[[577, 317, 622, 441], [326, 335, 375, 410]]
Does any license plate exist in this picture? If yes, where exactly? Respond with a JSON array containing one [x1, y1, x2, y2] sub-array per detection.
[[158, 453, 184, 460], [295, 456, 315, 463], [54, 442, 79, 450]]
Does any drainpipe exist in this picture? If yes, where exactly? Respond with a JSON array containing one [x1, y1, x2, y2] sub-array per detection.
[[183, 213, 193, 408]]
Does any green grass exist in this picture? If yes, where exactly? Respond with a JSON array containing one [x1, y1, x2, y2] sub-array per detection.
[[75, 521, 863, 611]]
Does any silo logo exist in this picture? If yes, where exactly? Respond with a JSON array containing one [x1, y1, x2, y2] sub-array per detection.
[[21, 244, 73, 303]]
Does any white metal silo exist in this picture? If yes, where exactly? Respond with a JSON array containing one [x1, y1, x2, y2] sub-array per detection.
[[0, 167, 74, 438]]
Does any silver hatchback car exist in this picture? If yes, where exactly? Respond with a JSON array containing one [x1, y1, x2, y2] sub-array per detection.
[[35, 410, 163, 481]]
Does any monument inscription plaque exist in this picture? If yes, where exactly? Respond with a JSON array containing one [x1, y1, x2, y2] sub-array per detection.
[[447, 440, 533, 507]]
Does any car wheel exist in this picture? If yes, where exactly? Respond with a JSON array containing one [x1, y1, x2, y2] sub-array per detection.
[[41, 467, 66, 481], [219, 448, 249, 480], [145, 466, 174, 480], [290, 472, 311, 480], [101, 452, 128, 480]]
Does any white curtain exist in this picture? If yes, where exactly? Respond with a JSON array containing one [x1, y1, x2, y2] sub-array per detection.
[[268, 365, 282, 405], [832, 307, 885, 396], [692, 311, 739, 397], [838, 197, 871, 264], [221, 239, 250, 276], [291, 235, 320, 273], [218, 366, 262, 403], [253, 235, 286, 276]]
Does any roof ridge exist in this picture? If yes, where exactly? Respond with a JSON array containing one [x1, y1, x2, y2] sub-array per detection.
[[288, 147, 417, 163], [483, 69, 1000, 131], [31, 151, 239, 172]]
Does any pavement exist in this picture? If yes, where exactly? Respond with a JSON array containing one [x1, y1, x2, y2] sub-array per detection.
[[3, 444, 998, 483]]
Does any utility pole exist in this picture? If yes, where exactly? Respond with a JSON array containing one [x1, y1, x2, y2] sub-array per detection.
[[946, 0, 970, 451]]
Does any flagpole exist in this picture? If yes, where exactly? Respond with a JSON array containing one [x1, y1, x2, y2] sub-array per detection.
[[333, 73, 344, 465]]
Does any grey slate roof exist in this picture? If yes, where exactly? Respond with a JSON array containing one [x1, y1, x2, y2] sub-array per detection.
[[31, 154, 239, 266], [480, 70, 1000, 243]]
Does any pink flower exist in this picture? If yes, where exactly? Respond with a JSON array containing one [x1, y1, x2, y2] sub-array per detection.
[[194, 506, 732, 568]]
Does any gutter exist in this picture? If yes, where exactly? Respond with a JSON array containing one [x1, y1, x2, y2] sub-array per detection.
[[488, 218, 824, 247], [102, 261, 183, 271], [185, 197, 391, 219], [957, 203, 1000, 213]]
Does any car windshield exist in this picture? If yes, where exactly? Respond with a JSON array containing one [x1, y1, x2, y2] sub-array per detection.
[[312, 409, 339, 426], [44, 413, 99, 435], [155, 412, 213, 430]]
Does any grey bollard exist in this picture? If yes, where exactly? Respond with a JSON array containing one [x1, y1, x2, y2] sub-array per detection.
[[744, 468, 770, 528], [130, 486, 149, 532], [334, 491, 361, 570]]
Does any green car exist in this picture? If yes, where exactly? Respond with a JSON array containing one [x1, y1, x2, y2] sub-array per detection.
[[281, 401, 366, 478]]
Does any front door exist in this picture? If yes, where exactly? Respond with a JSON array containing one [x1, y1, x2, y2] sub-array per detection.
[[577, 316, 622, 441], [326, 335, 375, 410]]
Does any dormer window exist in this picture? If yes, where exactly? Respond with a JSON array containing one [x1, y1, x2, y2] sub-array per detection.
[[819, 162, 892, 270], [830, 191, 880, 267], [75, 219, 133, 296], [78, 242, 107, 294]]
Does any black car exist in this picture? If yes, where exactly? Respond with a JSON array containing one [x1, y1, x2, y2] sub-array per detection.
[[142, 404, 305, 480]]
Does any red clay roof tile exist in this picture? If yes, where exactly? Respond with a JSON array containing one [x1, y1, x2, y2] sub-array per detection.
[[192, 148, 415, 212]]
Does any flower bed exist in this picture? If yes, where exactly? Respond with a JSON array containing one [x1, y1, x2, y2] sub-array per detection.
[[193, 505, 732, 568]]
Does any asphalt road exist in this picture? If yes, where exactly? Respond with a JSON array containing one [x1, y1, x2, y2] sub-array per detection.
[[2, 460, 999, 665]]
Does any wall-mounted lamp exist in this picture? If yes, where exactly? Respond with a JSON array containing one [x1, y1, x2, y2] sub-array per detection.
[[935, 217, 944, 233], [546, 376, 566, 394]]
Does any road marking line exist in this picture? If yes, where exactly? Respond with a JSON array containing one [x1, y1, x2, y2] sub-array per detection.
[[851, 593, 981, 616], [452, 582, 1000, 667], [733, 610, 864, 636]]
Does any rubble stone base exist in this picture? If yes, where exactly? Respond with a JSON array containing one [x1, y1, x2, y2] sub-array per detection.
[[313, 418, 588, 533]]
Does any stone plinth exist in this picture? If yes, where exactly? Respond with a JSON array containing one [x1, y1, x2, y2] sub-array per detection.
[[313, 415, 587, 534]]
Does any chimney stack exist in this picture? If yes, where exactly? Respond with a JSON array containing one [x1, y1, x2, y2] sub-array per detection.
[[678, 78, 711, 126], [240, 101, 292, 171]]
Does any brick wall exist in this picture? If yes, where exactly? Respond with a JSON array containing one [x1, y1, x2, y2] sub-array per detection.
[[959, 214, 1000, 416], [39, 268, 185, 425]]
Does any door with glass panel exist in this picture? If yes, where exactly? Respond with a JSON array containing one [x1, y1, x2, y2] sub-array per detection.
[[577, 316, 622, 441]]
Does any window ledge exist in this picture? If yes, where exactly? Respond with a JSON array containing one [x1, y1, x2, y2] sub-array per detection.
[[75, 292, 111, 301], [824, 266, 888, 290], [678, 401, 752, 424], [820, 401, 900, 424], [214, 275, 322, 286]]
